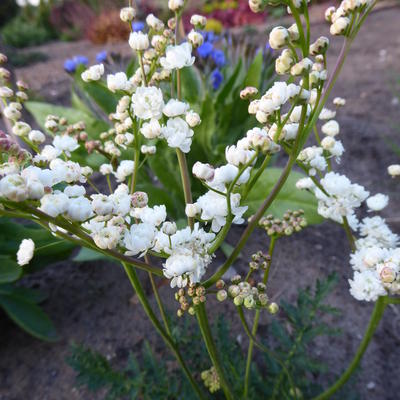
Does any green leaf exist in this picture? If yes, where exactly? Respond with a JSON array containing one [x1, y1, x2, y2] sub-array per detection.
[[0, 258, 22, 283], [195, 94, 216, 154], [245, 168, 323, 225], [243, 51, 263, 88], [180, 66, 204, 104], [0, 293, 58, 341], [216, 59, 242, 105], [0, 284, 48, 304]]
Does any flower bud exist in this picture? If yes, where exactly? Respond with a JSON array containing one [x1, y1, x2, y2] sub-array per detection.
[[321, 119, 339, 137], [325, 6, 336, 22], [321, 136, 336, 150], [0, 53, 8, 64], [330, 17, 350, 36], [290, 58, 313, 76], [233, 295, 244, 306], [268, 302, 279, 314], [388, 164, 400, 177], [12, 122, 31, 137], [132, 191, 148, 208], [186, 111, 201, 127], [192, 161, 214, 181], [217, 290, 228, 302], [310, 36, 329, 56], [0, 86, 13, 98], [240, 86, 258, 100], [288, 23, 299, 41], [228, 285, 240, 298], [120, 7, 136, 22], [129, 32, 149, 51], [168, 0, 184, 12], [216, 279, 225, 290], [162, 221, 177, 235], [190, 14, 207, 29], [28, 130, 45, 144], [333, 97, 346, 107], [188, 30, 204, 48], [185, 203, 198, 218], [269, 27, 289, 50]]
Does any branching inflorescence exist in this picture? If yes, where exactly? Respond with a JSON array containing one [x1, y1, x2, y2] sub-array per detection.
[[0, 0, 398, 398]]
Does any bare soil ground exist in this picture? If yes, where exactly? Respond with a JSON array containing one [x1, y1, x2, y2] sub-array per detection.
[[1, 6, 400, 400]]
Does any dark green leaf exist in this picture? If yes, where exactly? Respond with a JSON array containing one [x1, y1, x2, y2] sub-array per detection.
[[180, 65, 204, 104], [0, 257, 22, 283], [73, 247, 112, 263], [0, 293, 58, 341]]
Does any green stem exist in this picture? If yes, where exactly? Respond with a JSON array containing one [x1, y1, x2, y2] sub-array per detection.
[[122, 263, 206, 400], [196, 302, 235, 400], [243, 237, 276, 398], [342, 216, 356, 253], [242, 155, 271, 201], [312, 296, 388, 400], [176, 148, 194, 229]]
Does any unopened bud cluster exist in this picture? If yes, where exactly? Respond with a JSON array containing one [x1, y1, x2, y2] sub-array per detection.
[[249, 251, 271, 272], [174, 284, 206, 317], [217, 275, 277, 313], [201, 366, 220, 393], [258, 209, 307, 237]]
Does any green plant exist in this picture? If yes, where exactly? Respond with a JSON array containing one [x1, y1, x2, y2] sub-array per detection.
[[0, 217, 76, 340], [68, 275, 344, 400]]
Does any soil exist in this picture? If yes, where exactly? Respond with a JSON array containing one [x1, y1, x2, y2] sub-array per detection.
[[1, 5, 400, 400]]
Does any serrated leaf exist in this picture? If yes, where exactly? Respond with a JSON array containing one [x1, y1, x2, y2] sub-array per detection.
[[0, 293, 58, 341], [245, 168, 323, 225]]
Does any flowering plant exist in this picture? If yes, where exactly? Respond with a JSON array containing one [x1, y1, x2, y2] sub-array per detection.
[[0, 0, 398, 398]]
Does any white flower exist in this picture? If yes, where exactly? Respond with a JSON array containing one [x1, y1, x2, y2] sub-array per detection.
[[315, 172, 369, 224], [0, 174, 28, 202], [93, 226, 121, 250], [21, 166, 58, 188], [225, 145, 255, 167], [120, 7, 136, 22], [211, 164, 250, 189], [33, 145, 61, 163], [49, 159, 85, 183], [53, 135, 79, 155], [28, 130, 45, 144], [162, 224, 215, 287], [146, 13, 164, 31], [67, 196, 93, 221], [296, 177, 315, 190], [39, 192, 69, 217], [124, 223, 156, 256], [132, 86, 164, 120], [188, 30, 204, 47], [185, 203, 198, 218], [64, 185, 86, 198], [141, 145, 156, 154], [17, 239, 35, 266], [321, 120, 340, 137], [192, 162, 214, 181], [110, 184, 132, 216], [115, 160, 134, 183], [366, 194, 389, 212], [333, 97, 346, 107], [190, 14, 207, 28], [388, 164, 400, 177], [161, 117, 194, 153], [132, 205, 167, 227], [195, 190, 247, 232], [107, 72, 132, 93], [269, 27, 289, 49], [163, 99, 189, 117], [186, 111, 201, 127], [330, 17, 350, 36], [319, 108, 336, 120], [168, 0, 184, 12], [99, 164, 113, 175], [140, 118, 161, 139], [358, 217, 398, 249], [349, 270, 386, 301], [160, 43, 195, 70], [129, 31, 149, 51], [81, 64, 104, 82], [351, 246, 389, 272]]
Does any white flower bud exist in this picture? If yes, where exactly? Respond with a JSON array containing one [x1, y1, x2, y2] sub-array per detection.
[[269, 27, 289, 50], [168, 0, 184, 12], [129, 31, 150, 51], [12, 121, 31, 137], [192, 162, 214, 181], [366, 193, 389, 211], [333, 97, 346, 107], [275, 49, 295, 75], [185, 203, 198, 218], [240, 86, 258, 100], [330, 17, 350, 36], [185, 111, 201, 127], [0, 86, 13, 98], [190, 14, 207, 29], [188, 29, 204, 48], [288, 24, 299, 41], [325, 6, 336, 22], [17, 239, 35, 266], [388, 164, 400, 177], [321, 136, 336, 150], [28, 129, 45, 143], [162, 221, 177, 235], [141, 145, 156, 155], [146, 13, 164, 31], [290, 58, 313, 76], [140, 118, 161, 139], [310, 36, 329, 55], [321, 120, 340, 137], [120, 7, 136, 22]]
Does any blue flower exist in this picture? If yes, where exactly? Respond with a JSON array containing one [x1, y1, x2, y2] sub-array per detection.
[[74, 55, 89, 66], [211, 69, 223, 90], [197, 42, 213, 59], [211, 49, 226, 68], [64, 59, 77, 73], [96, 50, 107, 63], [132, 21, 145, 32]]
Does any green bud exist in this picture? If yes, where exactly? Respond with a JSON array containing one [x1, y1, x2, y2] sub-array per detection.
[[233, 295, 244, 306], [217, 290, 228, 302], [268, 302, 279, 314], [244, 295, 256, 309]]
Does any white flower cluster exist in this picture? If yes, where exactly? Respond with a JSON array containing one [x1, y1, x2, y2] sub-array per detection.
[[349, 217, 400, 301]]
